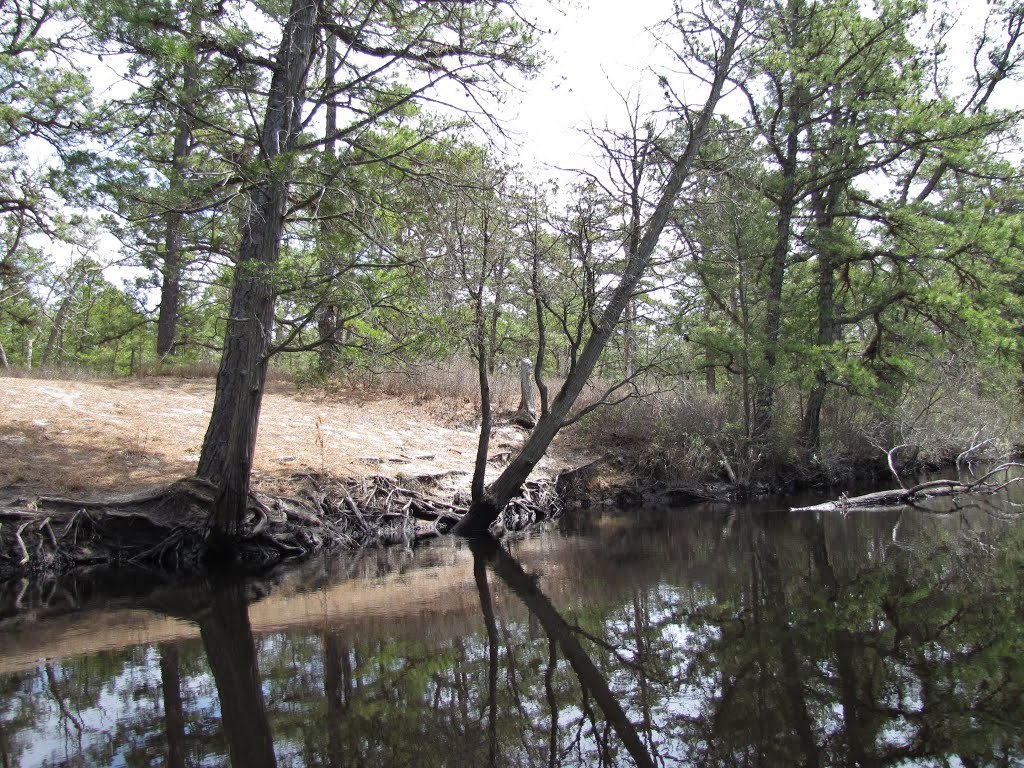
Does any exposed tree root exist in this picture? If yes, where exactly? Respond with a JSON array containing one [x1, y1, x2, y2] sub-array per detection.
[[0, 472, 563, 580], [791, 463, 1024, 514]]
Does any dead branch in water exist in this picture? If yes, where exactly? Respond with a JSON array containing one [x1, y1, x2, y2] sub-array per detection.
[[791, 463, 1024, 513]]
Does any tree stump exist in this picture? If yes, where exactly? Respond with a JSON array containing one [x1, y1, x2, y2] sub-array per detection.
[[511, 357, 537, 428]]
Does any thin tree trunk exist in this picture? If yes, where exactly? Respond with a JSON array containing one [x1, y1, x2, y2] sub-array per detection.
[[512, 357, 537, 428], [473, 326, 493, 502], [322, 632, 348, 768], [702, 303, 716, 395], [157, 213, 183, 360], [487, 253, 506, 375], [41, 260, 88, 367], [453, 1, 747, 534], [530, 230, 550, 417], [157, 2, 202, 359], [471, 267, 493, 502], [0, 338, 8, 369], [474, 555, 500, 767], [317, 38, 340, 378], [622, 298, 636, 379], [545, 638, 559, 768], [197, 0, 319, 558]]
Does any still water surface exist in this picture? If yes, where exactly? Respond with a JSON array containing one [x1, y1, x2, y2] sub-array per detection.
[[1, 492, 1022, 767]]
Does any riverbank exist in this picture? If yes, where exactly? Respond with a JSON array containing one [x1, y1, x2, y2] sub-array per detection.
[[0, 373, 933, 579], [0, 374, 588, 578], [0, 374, 583, 499]]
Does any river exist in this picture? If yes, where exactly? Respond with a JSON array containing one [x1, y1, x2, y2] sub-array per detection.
[[1, 488, 1022, 766]]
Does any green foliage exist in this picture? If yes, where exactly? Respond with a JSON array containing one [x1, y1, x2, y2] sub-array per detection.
[[1, 0, 1022, 485]]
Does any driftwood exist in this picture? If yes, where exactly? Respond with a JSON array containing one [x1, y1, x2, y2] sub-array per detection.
[[0, 471, 564, 579], [791, 463, 1024, 513]]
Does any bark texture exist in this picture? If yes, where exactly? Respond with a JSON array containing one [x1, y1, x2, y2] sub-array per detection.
[[197, 0, 319, 558]]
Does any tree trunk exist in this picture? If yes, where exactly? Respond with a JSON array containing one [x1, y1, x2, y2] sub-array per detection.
[[472, 327, 493, 503], [530, 230, 550, 417], [512, 357, 537, 428], [472, 538, 655, 768], [800, 174, 842, 451], [754, 526, 821, 767], [41, 260, 88, 367], [157, 210, 184, 359], [0, 338, 8, 369], [701, 303, 716, 395], [453, 1, 747, 535], [487, 253, 506, 375], [474, 555, 500, 767], [321, 632, 349, 768], [751, 12, 806, 446], [316, 38, 340, 378], [159, 2, 209, 359], [622, 297, 636, 379], [197, 0, 319, 558]]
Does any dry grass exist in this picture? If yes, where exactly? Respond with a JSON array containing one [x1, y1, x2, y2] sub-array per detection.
[[0, 372, 580, 499], [568, 389, 734, 482]]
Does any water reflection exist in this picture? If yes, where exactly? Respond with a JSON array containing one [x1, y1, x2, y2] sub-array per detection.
[[0, 501, 1022, 766], [472, 536, 655, 768]]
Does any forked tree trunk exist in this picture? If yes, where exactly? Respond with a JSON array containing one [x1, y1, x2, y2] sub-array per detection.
[[197, 0, 319, 559], [41, 260, 89, 367], [751, 29, 805, 446], [453, 0, 747, 535]]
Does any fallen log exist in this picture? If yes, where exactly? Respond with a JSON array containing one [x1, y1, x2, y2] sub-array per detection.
[[791, 463, 1024, 513]]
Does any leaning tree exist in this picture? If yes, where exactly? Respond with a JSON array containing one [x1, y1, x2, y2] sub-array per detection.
[[454, 0, 751, 534]]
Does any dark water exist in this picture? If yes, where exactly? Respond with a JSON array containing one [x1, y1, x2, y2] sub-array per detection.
[[1, 491, 1023, 767]]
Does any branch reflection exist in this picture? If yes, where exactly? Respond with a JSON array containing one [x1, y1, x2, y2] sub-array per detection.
[[471, 536, 656, 768]]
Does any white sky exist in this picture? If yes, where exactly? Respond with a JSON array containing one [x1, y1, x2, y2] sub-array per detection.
[[499, 0, 676, 176], [498, 0, 1023, 181]]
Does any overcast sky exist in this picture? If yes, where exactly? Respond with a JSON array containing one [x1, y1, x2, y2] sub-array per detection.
[[499, 0, 1023, 180], [499, 0, 676, 176]]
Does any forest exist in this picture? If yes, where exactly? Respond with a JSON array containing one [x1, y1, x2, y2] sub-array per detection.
[[2, 0, 1024, 554]]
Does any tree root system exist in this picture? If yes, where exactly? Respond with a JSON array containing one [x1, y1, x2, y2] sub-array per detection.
[[0, 473, 563, 580]]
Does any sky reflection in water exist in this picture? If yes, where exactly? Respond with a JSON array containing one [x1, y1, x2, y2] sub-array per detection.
[[1, 495, 1022, 767]]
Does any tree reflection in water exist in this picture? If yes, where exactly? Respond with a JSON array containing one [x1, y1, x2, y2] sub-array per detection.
[[0, 506, 1022, 766], [197, 579, 278, 768], [471, 536, 656, 768]]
